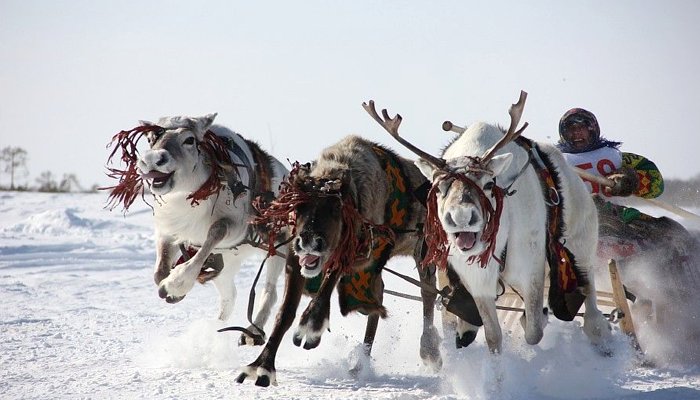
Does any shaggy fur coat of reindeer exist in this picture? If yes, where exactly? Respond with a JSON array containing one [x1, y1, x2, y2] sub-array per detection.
[[236, 135, 441, 387], [106, 113, 288, 344], [416, 121, 612, 353]]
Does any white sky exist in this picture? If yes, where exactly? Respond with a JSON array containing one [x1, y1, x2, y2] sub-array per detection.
[[1, 1, 699, 188]]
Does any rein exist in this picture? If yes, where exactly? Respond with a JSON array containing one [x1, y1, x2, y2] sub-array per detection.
[[217, 235, 294, 343]]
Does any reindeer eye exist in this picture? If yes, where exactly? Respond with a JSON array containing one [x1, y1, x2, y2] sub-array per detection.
[[183, 137, 195, 145], [483, 181, 495, 191]]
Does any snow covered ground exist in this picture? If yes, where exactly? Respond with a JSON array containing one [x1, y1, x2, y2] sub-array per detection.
[[2, 191, 700, 399]]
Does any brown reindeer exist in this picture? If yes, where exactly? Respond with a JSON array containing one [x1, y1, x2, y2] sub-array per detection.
[[235, 135, 441, 387]]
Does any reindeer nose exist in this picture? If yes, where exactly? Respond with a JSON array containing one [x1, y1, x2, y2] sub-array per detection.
[[296, 231, 326, 252], [312, 237, 326, 252], [142, 150, 170, 168], [467, 209, 478, 226], [155, 153, 168, 167], [444, 211, 457, 228], [445, 207, 479, 228]]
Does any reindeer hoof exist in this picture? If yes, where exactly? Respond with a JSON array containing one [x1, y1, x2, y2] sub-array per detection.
[[255, 375, 271, 387], [166, 295, 184, 304], [292, 330, 321, 349], [303, 338, 321, 350], [349, 361, 368, 378], [159, 287, 185, 303], [238, 333, 266, 346], [235, 372, 248, 384], [456, 330, 477, 349], [420, 326, 442, 370], [158, 286, 185, 303]]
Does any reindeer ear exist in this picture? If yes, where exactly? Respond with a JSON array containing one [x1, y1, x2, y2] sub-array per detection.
[[139, 120, 154, 126], [196, 113, 217, 131], [291, 163, 310, 184], [190, 113, 218, 140], [487, 153, 513, 177], [415, 158, 440, 181], [201, 113, 217, 128]]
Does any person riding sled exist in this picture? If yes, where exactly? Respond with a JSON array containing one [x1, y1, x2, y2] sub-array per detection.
[[556, 107, 697, 278]]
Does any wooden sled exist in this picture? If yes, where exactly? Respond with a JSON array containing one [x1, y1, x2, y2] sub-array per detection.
[[438, 259, 641, 349]]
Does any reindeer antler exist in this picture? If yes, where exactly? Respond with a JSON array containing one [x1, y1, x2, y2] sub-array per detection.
[[442, 120, 466, 134], [362, 100, 446, 169], [480, 90, 529, 163]]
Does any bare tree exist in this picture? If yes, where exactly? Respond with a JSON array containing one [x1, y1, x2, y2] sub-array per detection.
[[58, 173, 83, 192], [36, 171, 58, 192], [0, 147, 29, 190]]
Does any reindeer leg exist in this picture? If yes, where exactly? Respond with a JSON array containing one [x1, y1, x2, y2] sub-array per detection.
[[293, 269, 342, 350], [446, 267, 481, 348], [581, 268, 612, 350], [237, 254, 305, 387], [211, 258, 238, 322], [158, 218, 233, 303], [347, 270, 386, 377], [511, 251, 547, 346], [362, 313, 380, 354], [474, 296, 502, 354], [153, 236, 178, 285], [519, 286, 547, 346], [419, 263, 442, 370], [348, 312, 380, 378]]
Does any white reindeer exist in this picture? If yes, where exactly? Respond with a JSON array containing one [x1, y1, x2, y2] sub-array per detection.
[[365, 92, 611, 353], [106, 113, 287, 344]]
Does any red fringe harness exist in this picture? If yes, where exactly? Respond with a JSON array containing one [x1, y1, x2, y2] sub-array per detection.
[[422, 172, 505, 270], [253, 162, 395, 275], [103, 125, 234, 211]]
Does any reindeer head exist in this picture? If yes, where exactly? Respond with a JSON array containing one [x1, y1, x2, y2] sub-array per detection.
[[136, 114, 217, 196], [363, 91, 528, 268], [415, 125, 513, 257], [290, 166, 358, 278]]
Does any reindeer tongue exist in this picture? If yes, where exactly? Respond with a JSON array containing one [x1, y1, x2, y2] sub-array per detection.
[[299, 254, 320, 268], [140, 170, 171, 180], [456, 232, 477, 251]]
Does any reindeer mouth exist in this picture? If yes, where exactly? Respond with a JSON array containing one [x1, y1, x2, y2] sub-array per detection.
[[454, 231, 477, 252], [141, 170, 174, 189], [299, 254, 321, 272]]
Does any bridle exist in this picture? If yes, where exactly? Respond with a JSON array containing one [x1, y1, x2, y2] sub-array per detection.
[[424, 169, 507, 270], [362, 90, 530, 271], [103, 123, 247, 211], [253, 162, 395, 275]]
